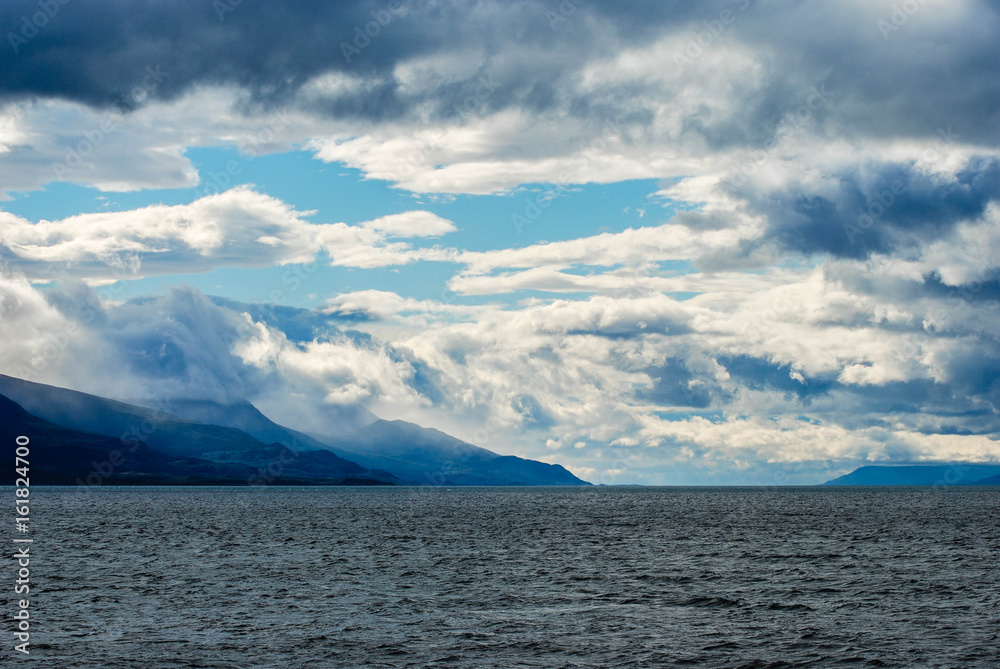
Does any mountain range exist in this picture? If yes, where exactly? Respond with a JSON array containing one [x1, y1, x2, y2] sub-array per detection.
[[823, 464, 1000, 486], [0, 374, 589, 487]]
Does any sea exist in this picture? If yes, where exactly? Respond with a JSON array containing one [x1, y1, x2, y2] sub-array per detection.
[[20, 486, 1000, 668]]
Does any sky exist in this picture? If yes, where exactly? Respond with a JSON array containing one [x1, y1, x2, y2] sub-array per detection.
[[1, 0, 999, 484]]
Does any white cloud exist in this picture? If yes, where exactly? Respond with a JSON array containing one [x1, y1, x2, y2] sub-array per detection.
[[0, 273, 102, 389], [0, 187, 457, 279], [3, 0, 1000, 484], [360, 210, 457, 237], [2, 263, 999, 484]]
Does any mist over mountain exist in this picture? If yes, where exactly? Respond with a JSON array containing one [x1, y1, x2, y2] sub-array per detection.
[[0, 374, 589, 486], [160, 395, 587, 485], [164, 399, 339, 452], [0, 393, 261, 485], [315, 420, 588, 486]]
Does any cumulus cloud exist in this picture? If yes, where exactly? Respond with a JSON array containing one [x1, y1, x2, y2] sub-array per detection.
[[4, 0, 997, 141], [0, 0, 996, 199], [3, 0, 1000, 482], [295, 270, 1000, 480], [3, 264, 1000, 483], [0, 275, 257, 402], [360, 210, 456, 237], [0, 186, 456, 279]]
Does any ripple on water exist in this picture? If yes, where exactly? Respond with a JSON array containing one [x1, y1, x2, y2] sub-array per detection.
[[24, 485, 1000, 668]]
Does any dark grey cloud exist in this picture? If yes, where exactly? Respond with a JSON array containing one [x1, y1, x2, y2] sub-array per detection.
[[107, 289, 267, 403], [721, 356, 1000, 434], [3, 0, 420, 109], [510, 393, 554, 429], [819, 378, 1000, 436], [733, 1, 1000, 145], [936, 348, 1000, 409], [733, 158, 1000, 259], [719, 354, 834, 401], [1, 0, 620, 116], [387, 345, 447, 405], [634, 356, 722, 409], [3, 0, 998, 149], [208, 296, 371, 344], [921, 274, 1000, 303], [822, 262, 992, 308], [820, 258, 1000, 321]]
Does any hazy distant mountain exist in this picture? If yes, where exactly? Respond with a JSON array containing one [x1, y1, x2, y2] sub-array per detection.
[[164, 398, 588, 485], [0, 374, 589, 486], [0, 393, 257, 484], [0, 374, 293, 461], [823, 464, 1000, 486], [165, 399, 339, 452], [966, 474, 1000, 485], [0, 375, 384, 483], [314, 419, 588, 486], [171, 400, 589, 485], [163, 390, 378, 437]]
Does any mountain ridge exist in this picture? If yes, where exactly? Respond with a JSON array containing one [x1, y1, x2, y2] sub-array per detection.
[[0, 393, 295, 485], [0, 374, 589, 486], [0, 375, 388, 483], [823, 464, 1000, 486]]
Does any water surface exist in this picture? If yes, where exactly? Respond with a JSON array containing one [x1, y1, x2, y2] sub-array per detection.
[[23, 486, 1000, 667]]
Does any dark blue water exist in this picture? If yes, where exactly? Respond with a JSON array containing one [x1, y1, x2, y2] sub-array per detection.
[[18, 486, 1000, 667]]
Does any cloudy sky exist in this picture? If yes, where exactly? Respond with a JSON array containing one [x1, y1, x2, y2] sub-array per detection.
[[2, 0, 999, 484]]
